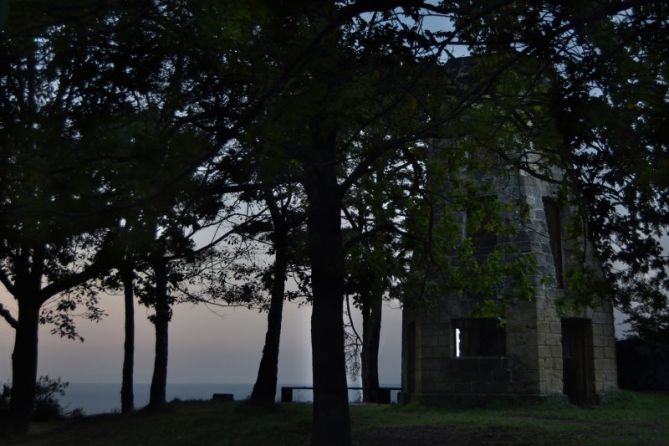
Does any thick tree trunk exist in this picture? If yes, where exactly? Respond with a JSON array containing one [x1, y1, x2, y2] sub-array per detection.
[[9, 297, 40, 433], [361, 291, 382, 403], [120, 266, 135, 413], [148, 258, 169, 410], [304, 127, 352, 446], [250, 228, 288, 405]]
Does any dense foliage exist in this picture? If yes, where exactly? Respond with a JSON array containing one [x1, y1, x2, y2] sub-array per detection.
[[0, 1, 666, 445]]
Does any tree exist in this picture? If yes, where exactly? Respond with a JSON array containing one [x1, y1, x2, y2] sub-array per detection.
[[98, 218, 148, 414], [0, 21, 121, 430], [148, 254, 170, 410], [119, 262, 135, 413], [249, 186, 306, 405], [454, 0, 668, 319], [342, 159, 415, 402], [0, 1, 231, 426], [226, 6, 457, 442]]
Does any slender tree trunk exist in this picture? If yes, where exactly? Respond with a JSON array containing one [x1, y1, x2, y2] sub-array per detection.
[[9, 296, 40, 433], [361, 291, 382, 403], [304, 125, 351, 446], [120, 265, 135, 413], [148, 258, 169, 410], [250, 228, 288, 404]]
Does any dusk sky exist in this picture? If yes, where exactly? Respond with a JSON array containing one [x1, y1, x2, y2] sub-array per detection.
[[0, 289, 402, 386]]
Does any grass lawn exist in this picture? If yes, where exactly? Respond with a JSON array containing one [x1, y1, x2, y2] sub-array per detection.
[[5, 391, 668, 446]]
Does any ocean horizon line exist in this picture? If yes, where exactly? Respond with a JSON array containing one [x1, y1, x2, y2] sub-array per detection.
[[57, 382, 400, 414], [58, 382, 400, 387]]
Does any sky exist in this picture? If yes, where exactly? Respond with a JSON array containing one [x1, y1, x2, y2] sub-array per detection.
[[0, 288, 402, 386]]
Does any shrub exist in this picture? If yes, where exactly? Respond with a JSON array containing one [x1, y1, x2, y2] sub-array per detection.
[[0, 384, 10, 418], [0, 377, 69, 421], [32, 376, 69, 421]]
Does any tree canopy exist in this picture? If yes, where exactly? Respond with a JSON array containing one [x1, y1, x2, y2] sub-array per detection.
[[0, 1, 667, 444]]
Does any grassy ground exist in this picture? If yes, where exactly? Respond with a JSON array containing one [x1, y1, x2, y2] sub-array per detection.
[[5, 391, 669, 446]]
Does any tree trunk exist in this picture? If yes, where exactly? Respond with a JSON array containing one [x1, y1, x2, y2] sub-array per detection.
[[304, 126, 352, 446], [148, 258, 169, 410], [120, 265, 135, 413], [250, 227, 288, 404], [9, 296, 40, 433], [361, 291, 382, 403]]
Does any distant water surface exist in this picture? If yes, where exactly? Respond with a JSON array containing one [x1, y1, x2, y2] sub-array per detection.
[[60, 383, 254, 414], [59, 383, 398, 415]]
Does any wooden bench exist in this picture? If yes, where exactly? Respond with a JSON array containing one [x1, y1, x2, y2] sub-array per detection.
[[211, 393, 234, 401], [280, 386, 400, 404]]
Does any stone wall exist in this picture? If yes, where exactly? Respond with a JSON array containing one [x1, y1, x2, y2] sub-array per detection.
[[520, 173, 565, 396], [401, 167, 617, 403], [590, 303, 618, 394]]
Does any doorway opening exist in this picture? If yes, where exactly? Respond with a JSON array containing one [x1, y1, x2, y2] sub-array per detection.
[[561, 318, 596, 404]]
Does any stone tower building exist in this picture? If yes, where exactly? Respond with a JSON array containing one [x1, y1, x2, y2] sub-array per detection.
[[401, 166, 618, 405]]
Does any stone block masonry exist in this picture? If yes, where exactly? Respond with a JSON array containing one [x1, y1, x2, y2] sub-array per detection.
[[402, 166, 617, 404]]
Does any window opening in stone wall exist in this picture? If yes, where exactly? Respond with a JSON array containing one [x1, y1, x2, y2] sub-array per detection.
[[542, 197, 564, 288], [453, 318, 506, 357]]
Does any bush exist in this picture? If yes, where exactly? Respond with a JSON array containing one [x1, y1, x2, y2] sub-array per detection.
[[0, 376, 70, 422], [0, 384, 10, 419], [32, 376, 69, 421]]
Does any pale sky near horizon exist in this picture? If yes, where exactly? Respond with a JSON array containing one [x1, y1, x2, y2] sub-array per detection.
[[0, 222, 407, 387], [0, 289, 403, 386]]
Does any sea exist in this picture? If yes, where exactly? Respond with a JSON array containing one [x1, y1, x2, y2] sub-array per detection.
[[58, 383, 254, 415], [58, 383, 398, 415]]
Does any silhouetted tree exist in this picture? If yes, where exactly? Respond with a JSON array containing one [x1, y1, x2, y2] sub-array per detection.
[[249, 187, 306, 405], [119, 263, 135, 413], [0, 25, 119, 429], [342, 163, 414, 403]]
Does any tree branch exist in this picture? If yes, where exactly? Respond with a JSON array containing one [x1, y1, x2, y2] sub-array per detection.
[[0, 267, 16, 295], [0, 303, 18, 329], [39, 258, 109, 304], [345, 293, 363, 346]]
